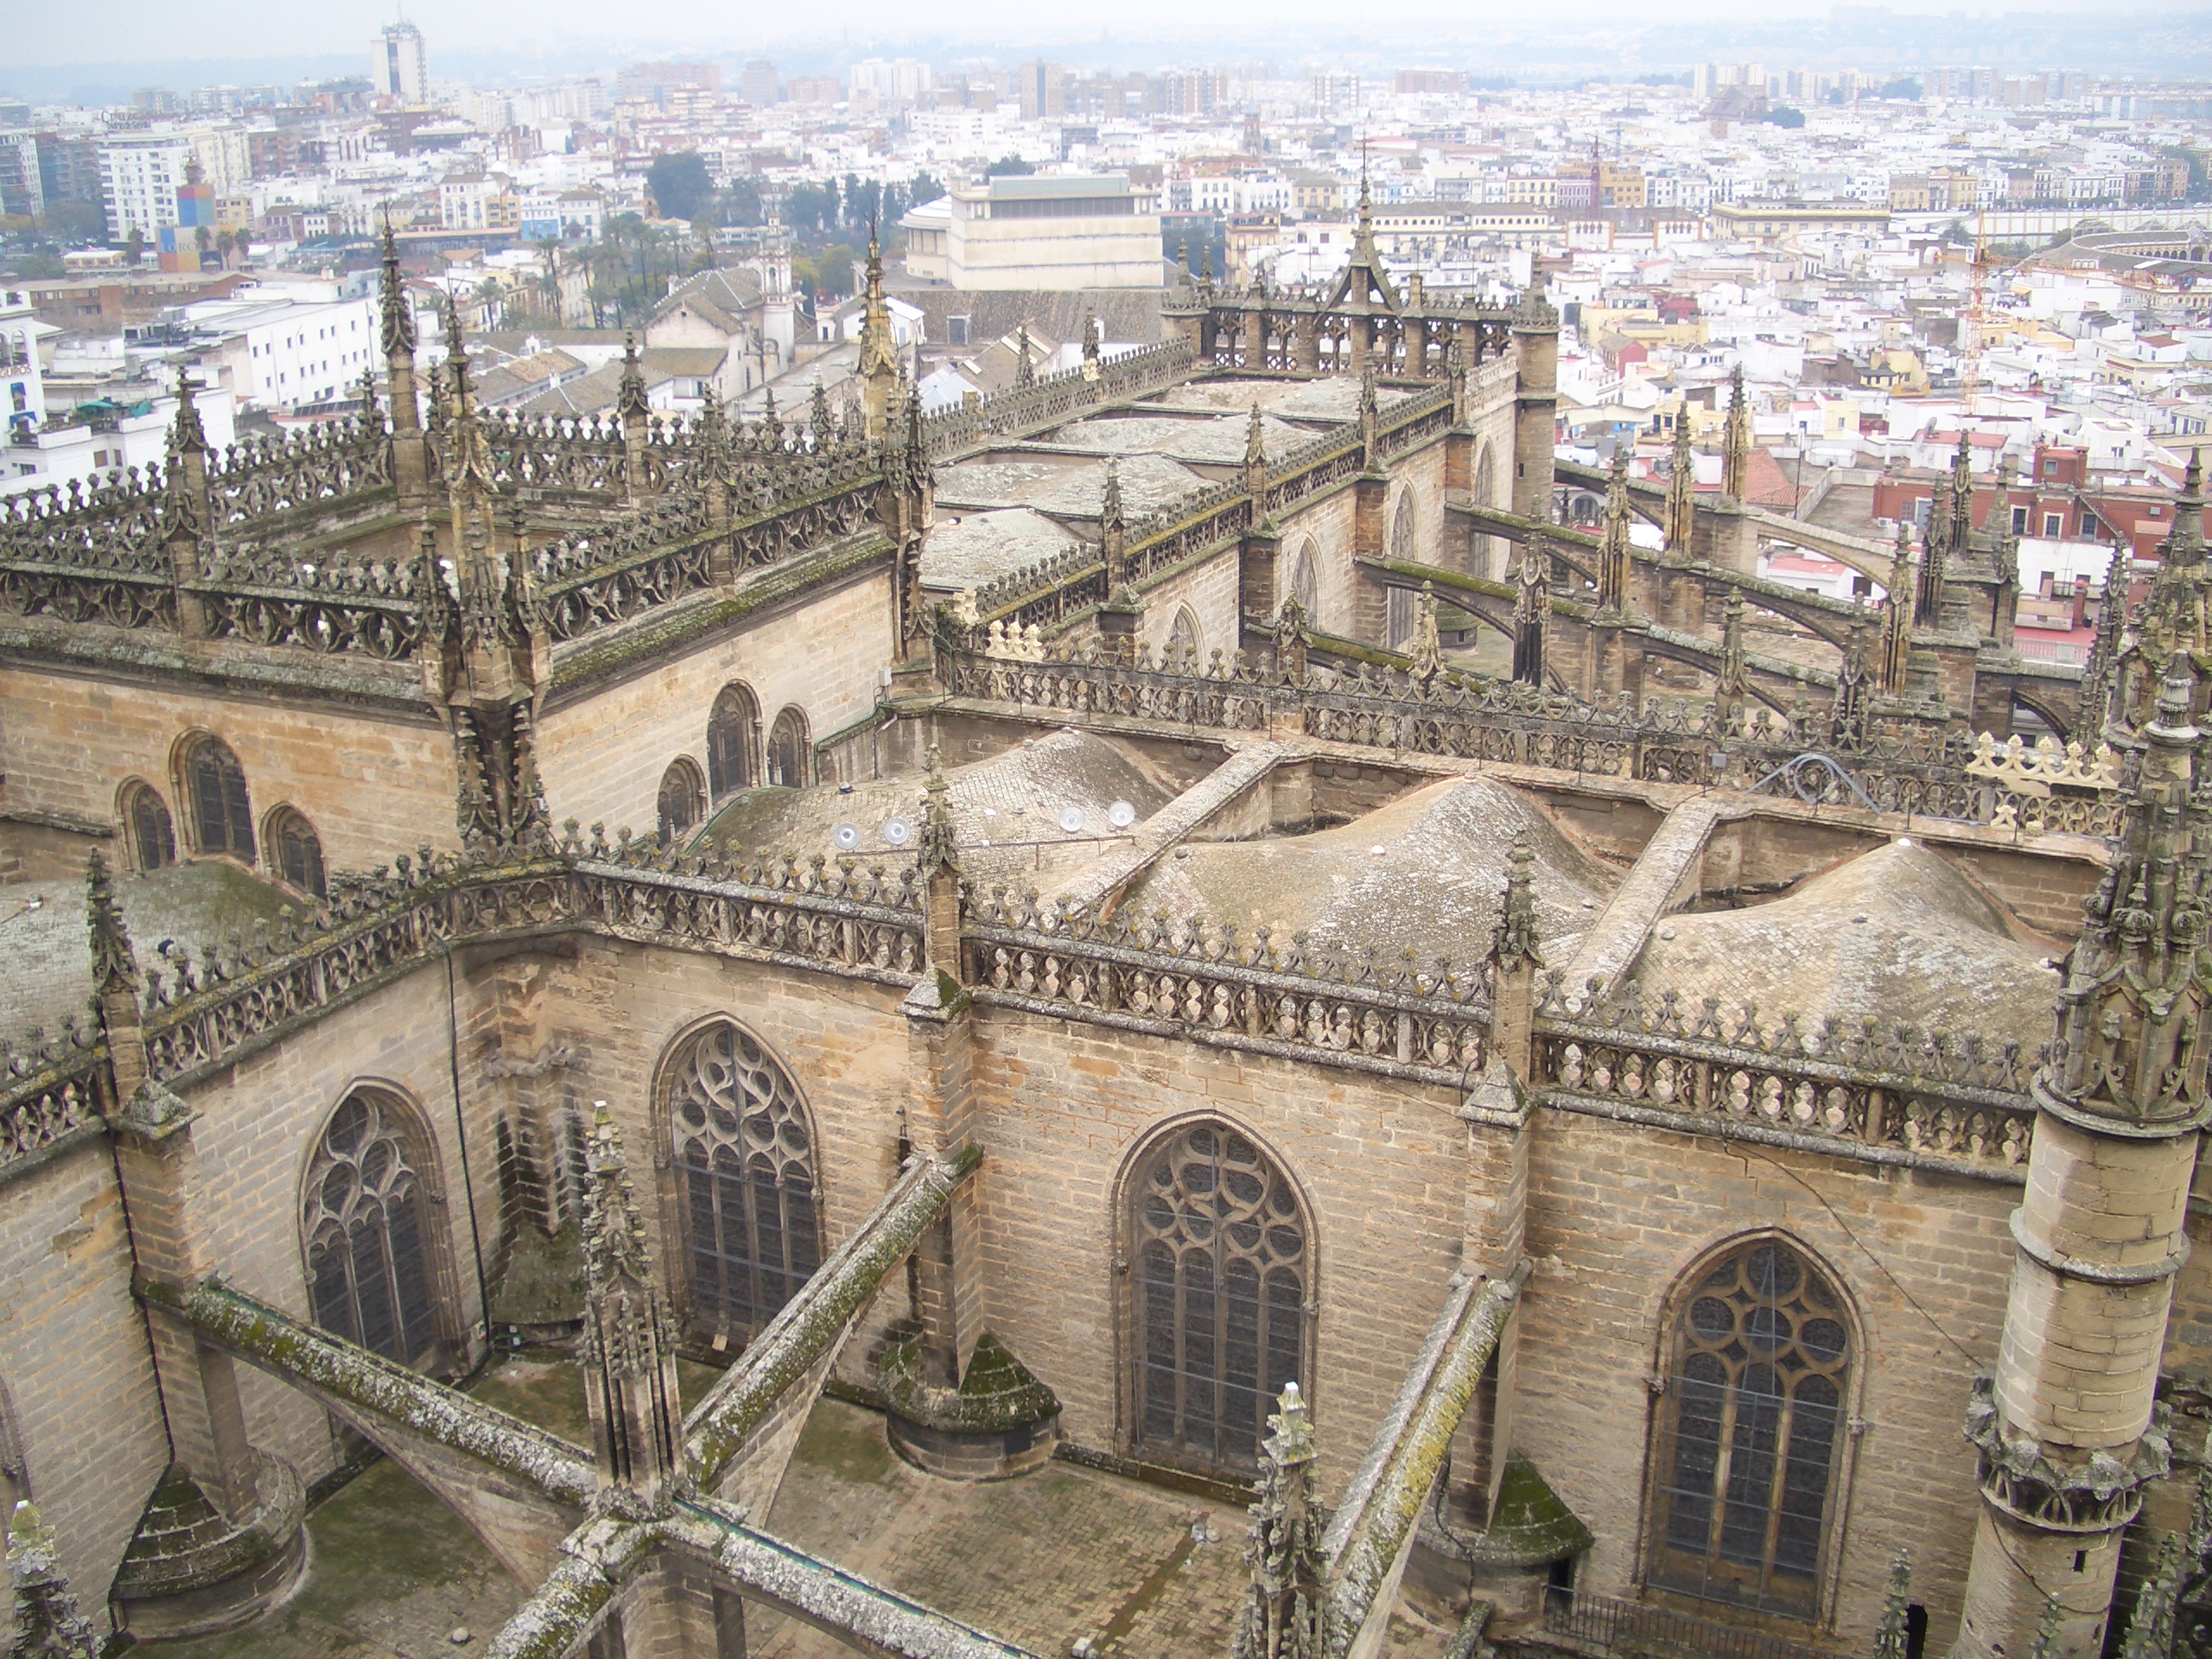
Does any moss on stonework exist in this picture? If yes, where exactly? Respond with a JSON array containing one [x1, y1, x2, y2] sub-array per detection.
[[1465, 1455, 1592, 1568], [880, 1331, 1059, 1434], [487, 1222, 585, 1329]]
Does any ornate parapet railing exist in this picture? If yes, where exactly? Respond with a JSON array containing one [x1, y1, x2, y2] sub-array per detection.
[[919, 338, 1195, 461], [207, 416, 392, 522], [0, 1045, 111, 1175], [0, 467, 169, 570], [940, 642, 2125, 837], [942, 381, 1456, 637], [1535, 976, 2038, 1175], [965, 891, 1493, 1082]]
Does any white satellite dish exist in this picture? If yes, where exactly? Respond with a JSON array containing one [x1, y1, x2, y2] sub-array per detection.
[[882, 817, 912, 846], [832, 823, 861, 851], [1058, 806, 1086, 834], [1108, 800, 1137, 830]]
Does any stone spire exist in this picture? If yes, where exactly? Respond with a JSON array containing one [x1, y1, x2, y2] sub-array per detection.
[[579, 1103, 685, 1511], [917, 747, 963, 982], [1014, 323, 1034, 387], [1597, 449, 1631, 613], [1492, 833, 1541, 972], [1100, 460, 1127, 588], [1666, 409, 1696, 555], [1872, 1550, 1911, 1659], [1720, 365, 1751, 502], [809, 378, 832, 450], [1357, 361, 1380, 471], [378, 211, 423, 449], [1082, 312, 1102, 379], [2040, 654, 2212, 1129], [616, 332, 647, 426], [1878, 519, 1915, 693], [1714, 590, 1747, 724], [9, 1501, 98, 1659], [1408, 582, 1443, 691], [1950, 429, 1975, 552], [2082, 540, 2131, 736], [1244, 400, 1268, 499], [1915, 491, 1949, 630], [167, 367, 206, 460], [1955, 653, 2209, 1657], [1512, 532, 1548, 686], [1230, 1383, 1325, 1659], [858, 228, 899, 442], [1834, 613, 1874, 739]]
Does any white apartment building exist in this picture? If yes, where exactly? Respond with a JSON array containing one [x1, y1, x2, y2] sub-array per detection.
[[901, 175, 1160, 290], [2, 288, 44, 438], [849, 59, 931, 105], [186, 123, 251, 193], [181, 296, 380, 411], [373, 22, 429, 103], [98, 134, 192, 244], [3, 382, 236, 496]]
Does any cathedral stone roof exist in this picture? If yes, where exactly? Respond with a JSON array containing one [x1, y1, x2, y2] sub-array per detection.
[[1627, 840, 2058, 1048], [918, 509, 1085, 591], [1117, 775, 1620, 965], [934, 450, 1205, 518], [1151, 377, 1370, 423], [1041, 410, 1315, 468], [700, 729, 1184, 891], [1, 861, 294, 1050]]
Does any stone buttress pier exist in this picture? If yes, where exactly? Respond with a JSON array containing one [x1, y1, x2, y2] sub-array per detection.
[[1955, 659, 2211, 1657]]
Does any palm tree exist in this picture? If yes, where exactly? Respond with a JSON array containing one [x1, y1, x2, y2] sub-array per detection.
[[534, 237, 562, 324]]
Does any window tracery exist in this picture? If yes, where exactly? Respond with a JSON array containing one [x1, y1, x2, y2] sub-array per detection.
[[666, 1020, 822, 1340], [1127, 1120, 1308, 1478], [1649, 1236, 1851, 1620], [303, 1090, 448, 1370]]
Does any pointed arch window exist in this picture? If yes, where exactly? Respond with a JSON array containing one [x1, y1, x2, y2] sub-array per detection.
[[181, 735, 254, 861], [1167, 607, 1203, 669], [267, 806, 327, 898], [706, 683, 761, 801], [666, 1021, 822, 1340], [303, 1090, 450, 1371], [1391, 495, 1417, 563], [1128, 1120, 1308, 1479], [658, 759, 705, 847], [1649, 1236, 1851, 1621], [766, 707, 811, 788], [122, 782, 176, 873]]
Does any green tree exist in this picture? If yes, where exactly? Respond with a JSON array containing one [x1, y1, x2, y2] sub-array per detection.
[[123, 226, 146, 265], [646, 151, 715, 222], [717, 175, 765, 226], [984, 155, 1033, 177], [814, 242, 855, 296]]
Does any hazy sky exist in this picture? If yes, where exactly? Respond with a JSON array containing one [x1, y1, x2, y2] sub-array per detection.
[[4, 0, 2208, 74]]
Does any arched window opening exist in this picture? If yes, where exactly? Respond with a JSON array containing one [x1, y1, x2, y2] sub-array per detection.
[[1649, 1237, 1851, 1621], [1391, 496, 1417, 563], [1473, 448, 1499, 578], [1128, 1120, 1307, 1479], [181, 736, 254, 861], [666, 1021, 822, 1341], [122, 782, 176, 873], [1289, 543, 1320, 623], [658, 759, 705, 847], [303, 1090, 449, 1371], [706, 683, 761, 802], [766, 707, 811, 789], [267, 806, 327, 898], [1167, 607, 1203, 669]]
